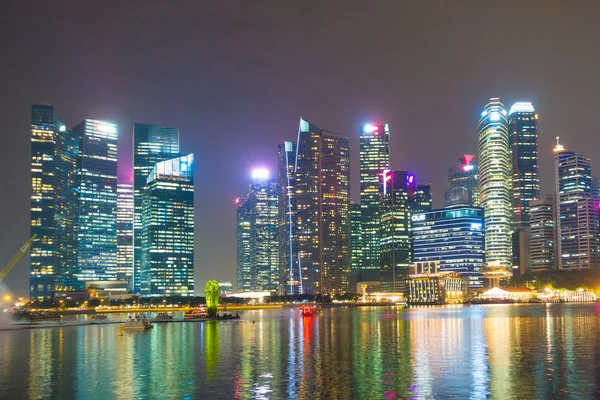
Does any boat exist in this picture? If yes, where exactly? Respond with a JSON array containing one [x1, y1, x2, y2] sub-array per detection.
[[184, 308, 208, 320], [91, 314, 107, 321], [12, 310, 62, 323], [300, 305, 318, 317], [123, 316, 153, 330], [153, 312, 173, 322]]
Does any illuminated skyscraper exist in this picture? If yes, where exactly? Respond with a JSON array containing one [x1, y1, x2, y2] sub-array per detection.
[[277, 142, 299, 295], [509, 102, 539, 225], [236, 197, 252, 293], [477, 98, 512, 268], [140, 154, 195, 296], [30, 105, 79, 301], [117, 183, 134, 289], [350, 202, 363, 272], [412, 206, 485, 288], [447, 155, 478, 206], [529, 195, 557, 272], [360, 123, 390, 271], [412, 183, 433, 214], [295, 118, 350, 294], [72, 119, 119, 283], [379, 170, 412, 293], [236, 169, 280, 292], [553, 138, 600, 270], [133, 123, 179, 292]]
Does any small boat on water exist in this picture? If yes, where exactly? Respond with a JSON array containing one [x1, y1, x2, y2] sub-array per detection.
[[300, 305, 320, 317], [91, 314, 107, 321], [123, 316, 153, 330], [12, 310, 62, 323], [184, 308, 208, 320], [153, 312, 173, 322]]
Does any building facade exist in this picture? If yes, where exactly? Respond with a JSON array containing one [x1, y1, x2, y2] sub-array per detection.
[[133, 123, 180, 293], [411, 206, 485, 288], [529, 195, 557, 272], [553, 139, 600, 270], [277, 142, 299, 295], [359, 123, 390, 271], [447, 155, 478, 206], [72, 119, 119, 284], [236, 171, 280, 292], [477, 98, 513, 269], [509, 102, 539, 225], [30, 105, 79, 301], [295, 118, 350, 294], [140, 154, 195, 296], [117, 183, 134, 289], [350, 202, 364, 272]]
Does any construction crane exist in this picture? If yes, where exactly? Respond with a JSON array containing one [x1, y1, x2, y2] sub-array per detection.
[[0, 234, 37, 284]]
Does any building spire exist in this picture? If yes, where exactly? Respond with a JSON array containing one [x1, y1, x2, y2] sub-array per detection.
[[553, 136, 565, 153]]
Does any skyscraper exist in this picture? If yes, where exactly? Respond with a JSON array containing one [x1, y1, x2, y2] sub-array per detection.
[[295, 118, 350, 294], [277, 142, 299, 295], [379, 170, 412, 293], [529, 195, 557, 273], [553, 138, 600, 270], [30, 105, 79, 301], [117, 183, 134, 289], [447, 155, 478, 206], [72, 119, 119, 284], [350, 202, 363, 272], [477, 98, 512, 269], [412, 206, 485, 288], [236, 169, 280, 292], [412, 183, 433, 214], [140, 154, 195, 296], [236, 196, 252, 293], [509, 102, 539, 225], [359, 123, 390, 271], [133, 123, 180, 292]]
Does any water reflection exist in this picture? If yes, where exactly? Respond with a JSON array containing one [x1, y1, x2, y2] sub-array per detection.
[[1, 305, 600, 399]]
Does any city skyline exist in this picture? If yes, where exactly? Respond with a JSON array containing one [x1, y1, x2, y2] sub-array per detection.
[[3, 2, 600, 296]]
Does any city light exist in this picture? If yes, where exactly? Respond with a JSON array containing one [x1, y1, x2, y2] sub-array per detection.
[[462, 165, 474, 172], [96, 123, 117, 133], [363, 124, 379, 133], [251, 168, 269, 180]]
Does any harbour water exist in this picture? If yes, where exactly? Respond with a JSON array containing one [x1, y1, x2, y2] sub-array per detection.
[[1, 304, 600, 399]]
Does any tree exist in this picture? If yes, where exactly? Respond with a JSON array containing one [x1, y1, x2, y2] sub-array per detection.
[[205, 280, 220, 318]]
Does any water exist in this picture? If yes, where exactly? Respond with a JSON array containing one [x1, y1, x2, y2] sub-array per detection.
[[1, 304, 600, 399]]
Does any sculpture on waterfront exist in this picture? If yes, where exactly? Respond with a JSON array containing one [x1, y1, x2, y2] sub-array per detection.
[[205, 280, 220, 318]]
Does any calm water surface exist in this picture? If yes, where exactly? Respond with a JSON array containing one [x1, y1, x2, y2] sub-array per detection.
[[1, 304, 600, 399]]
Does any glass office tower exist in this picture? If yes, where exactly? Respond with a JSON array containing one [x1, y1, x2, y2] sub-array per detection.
[[359, 123, 390, 271], [72, 119, 118, 284], [295, 118, 350, 294], [509, 102, 539, 225], [133, 123, 180, 292], [117, 183, 134, 289], [448, 155, 478, 206], [350, 202, 364, 272], [141, 154, 195, 296], [477, 98, 512, 269], [236, 170, 279, 292], [30, 105, 79, 301]]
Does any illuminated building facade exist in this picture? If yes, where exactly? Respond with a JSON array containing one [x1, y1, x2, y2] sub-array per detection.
[[406, 264, 468, 305], [117, 183, 134, 289], [30, 105, 79, 301], [359, 123, 390, 271], [350, 202, 364, 272], [411, 206, 485, 288], [477, 98, 513, 268], [73, 119, 119, 284], [133, 123, 180, 292], [236, 196, 252, 293], [509, 102, 539, 225], [553, 139, 600, 270], [295, 118, 350, 294], [447, 155, 478, 206], [379, 170, 414, 293], [413, 184, 433, 214], [140, 154, 195, 296], [236, 170, 280, 292], [277, 142, 299, 294], [529, 195, 557, 272]]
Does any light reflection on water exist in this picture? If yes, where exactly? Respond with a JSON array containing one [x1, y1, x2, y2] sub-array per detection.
[[1, 305, 600, 399]]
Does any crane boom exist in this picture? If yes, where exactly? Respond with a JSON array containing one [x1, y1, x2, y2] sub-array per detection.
[[0, 234, 37, 284]]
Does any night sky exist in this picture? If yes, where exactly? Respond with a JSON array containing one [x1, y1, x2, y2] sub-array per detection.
[[1, 1, 599, 297]]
